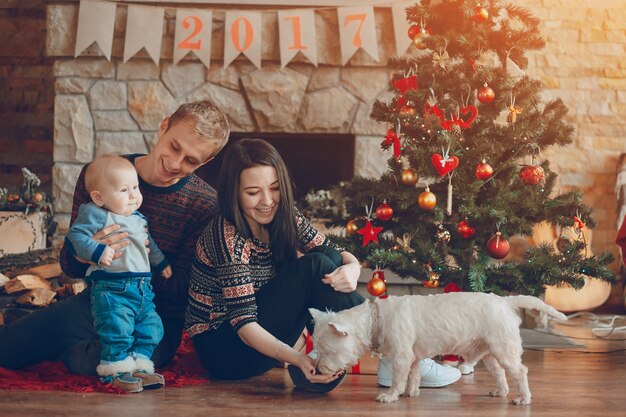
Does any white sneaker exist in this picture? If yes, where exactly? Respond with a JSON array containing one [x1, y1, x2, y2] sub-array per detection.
[[457, 362, 475, 375], [377, 357, 462, 388]]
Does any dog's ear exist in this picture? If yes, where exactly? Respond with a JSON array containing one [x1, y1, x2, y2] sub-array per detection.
[[309, 308, 324, 323], [329, 322, 349, 336]]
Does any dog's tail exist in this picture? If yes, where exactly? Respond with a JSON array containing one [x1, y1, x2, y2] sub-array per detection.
[[506, 295, 568, 321]]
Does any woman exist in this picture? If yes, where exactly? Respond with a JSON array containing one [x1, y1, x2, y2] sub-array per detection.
[[185, 138, 365, 390]]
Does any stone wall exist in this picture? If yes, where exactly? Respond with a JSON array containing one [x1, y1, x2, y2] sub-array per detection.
[[44, 1, 626, 276], [0, 0, 54, 192], [523, 0, 626, 270]]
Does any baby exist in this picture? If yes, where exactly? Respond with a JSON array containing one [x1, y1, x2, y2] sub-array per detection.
[[65, 154, 170, 393]]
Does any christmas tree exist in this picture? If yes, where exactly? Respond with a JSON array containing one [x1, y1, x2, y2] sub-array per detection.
[[322, 0, 614, 296]]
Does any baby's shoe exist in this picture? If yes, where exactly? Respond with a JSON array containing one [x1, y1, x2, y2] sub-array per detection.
[[100, 372, 143, 393], [133, 356, 165, 389], [97, 356, 143, 393]]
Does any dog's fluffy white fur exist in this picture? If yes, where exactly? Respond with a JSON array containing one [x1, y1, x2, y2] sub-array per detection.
[[309, 293, 567, 405]]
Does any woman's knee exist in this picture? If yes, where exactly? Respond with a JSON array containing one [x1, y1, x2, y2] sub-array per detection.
[[296, 252, 338, 280]]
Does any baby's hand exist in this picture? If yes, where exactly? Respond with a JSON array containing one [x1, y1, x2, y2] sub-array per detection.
[[162, 265, 172, 279], [99, 246, 115, 266]]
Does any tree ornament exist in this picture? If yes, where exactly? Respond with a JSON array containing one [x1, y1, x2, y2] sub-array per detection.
[[418, 186, 437, 210], [519, 165, 544, 185], [473, 4, 489, 23], [475, 159, 494, 180], [376, 201, 394, 221], [423, 270, 440, 288], [32, 192, 43, 203], [346, 219, 359, 235], [457, 220, 476, 238], [477, 83, 495, 103], [407, 24, 421, 40], [357, 219, 383, 246], [383, 128, 402, 159], [435, 224, 451, 244], [395, 233, 415, 253], [412, 27, 429, 49], [423, 264, 440, 288], [401, 168, 419, 186], [507, 94, 522, 124], [393, 75, 419, 95], [367, 270, 387, 297], [432, 47, 449, 70], [486, 232, 510, 259], [431, 153, 459, 177], [399, 104, 417, 118]]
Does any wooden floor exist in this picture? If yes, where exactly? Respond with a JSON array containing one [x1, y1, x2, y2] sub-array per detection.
[[2, 317, 625, 417]]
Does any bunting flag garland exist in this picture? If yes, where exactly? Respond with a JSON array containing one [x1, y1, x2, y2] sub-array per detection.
[[74, 0, 116, 60], [75, 0, 410, 68], [123, 5, 165, 64], [173, 9, 213, 67]]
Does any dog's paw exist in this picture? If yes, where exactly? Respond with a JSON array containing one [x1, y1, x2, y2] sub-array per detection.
[[376, 392, 399, 403], [404, 386, 420, 397], [512, 397, 531, 406], [489, 389, 508, 397]]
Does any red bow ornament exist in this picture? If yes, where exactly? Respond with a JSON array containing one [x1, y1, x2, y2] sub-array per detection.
[[383, 129, 402, 159]]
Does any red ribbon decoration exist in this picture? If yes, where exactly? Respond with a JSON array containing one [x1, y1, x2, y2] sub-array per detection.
[[574, 216, 585, 230], [383, 129, 401, 159], [393, 75, 418, 111], [393, 75, 418, 94]]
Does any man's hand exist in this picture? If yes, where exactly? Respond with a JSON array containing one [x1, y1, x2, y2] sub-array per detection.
[[74, 224, 129, 265]]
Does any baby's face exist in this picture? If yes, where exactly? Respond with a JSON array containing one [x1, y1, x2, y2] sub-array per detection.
[[97, 167, 143, 216]]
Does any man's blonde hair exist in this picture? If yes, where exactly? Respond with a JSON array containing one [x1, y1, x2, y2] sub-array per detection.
[[85, 155, 135, 193], [166, 100, 230, 146]]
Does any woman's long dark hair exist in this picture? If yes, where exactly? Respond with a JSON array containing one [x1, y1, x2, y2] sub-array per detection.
[[216, 138, 298, 267]]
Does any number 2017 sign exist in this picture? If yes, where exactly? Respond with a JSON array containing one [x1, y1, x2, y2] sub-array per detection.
[[173, 7, 378, 69]]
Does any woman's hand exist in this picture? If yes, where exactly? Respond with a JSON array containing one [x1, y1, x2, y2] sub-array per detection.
[[74, 224, 129, 265], [322, 262, 360, 293], [294, 353, 343, 384]]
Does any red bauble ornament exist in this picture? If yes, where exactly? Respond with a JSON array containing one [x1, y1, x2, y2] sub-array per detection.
[[407, 24, 421, 40], [376, 201, 394, 221], [477, 83, 495, 103], [486, 232, 510, 259], [367, 271, 387, 297], [519, 165, 545, 185], [418, 187, 437, 210], [346, 219, 359, 235], [457, 220, 476, 239], [473, 5, 489, 22], [475, 159, 494, 180]]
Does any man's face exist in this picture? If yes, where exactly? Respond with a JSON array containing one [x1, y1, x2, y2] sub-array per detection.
[[148, 118, 222, 186]]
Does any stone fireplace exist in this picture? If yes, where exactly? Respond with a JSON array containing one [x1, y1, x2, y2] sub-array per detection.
[[46, 2, 397, 234]]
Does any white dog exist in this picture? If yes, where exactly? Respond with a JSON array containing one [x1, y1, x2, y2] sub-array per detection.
[[309, 293, 567, 405]]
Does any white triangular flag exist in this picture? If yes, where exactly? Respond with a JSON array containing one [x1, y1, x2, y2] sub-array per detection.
[[174, 9, 213, 68], [75, 0, 116, 60], [337, 6, 379, 65], [277, 9, 317, 68], [224, 11, 262, 69], [123, 5, 165, 64]]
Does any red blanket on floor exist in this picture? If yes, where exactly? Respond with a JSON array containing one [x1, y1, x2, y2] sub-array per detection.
[[0, 334, 208, 393]]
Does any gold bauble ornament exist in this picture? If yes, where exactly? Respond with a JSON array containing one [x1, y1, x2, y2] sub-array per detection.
[[32, 192, 43, 203], [418, 187, 437, 210], [401, 168, 419, 186], [346, 219, 359, 235]]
